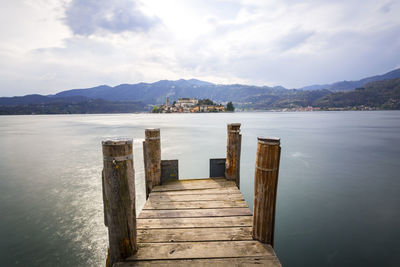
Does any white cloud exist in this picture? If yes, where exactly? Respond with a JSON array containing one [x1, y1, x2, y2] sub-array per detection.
[[65, 0, 160, 35], [0, 0, 399, 96]]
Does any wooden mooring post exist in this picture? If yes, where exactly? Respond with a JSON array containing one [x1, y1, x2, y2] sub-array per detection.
[[143, 128, 161, 199], [101, 128, 283, 266], [252, 137, 281, 246], [225, 123, 242, 188], [102, 139, 137, 267]]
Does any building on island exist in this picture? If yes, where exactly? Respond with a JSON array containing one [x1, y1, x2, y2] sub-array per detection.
[[152, 97, 226, 113], [176, 98, 198, 108]]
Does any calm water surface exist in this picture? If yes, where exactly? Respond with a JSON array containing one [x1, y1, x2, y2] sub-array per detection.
[[0, 111, 399, 266]]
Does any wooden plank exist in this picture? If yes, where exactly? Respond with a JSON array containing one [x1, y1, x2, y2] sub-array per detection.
[[152, 178, 235, 192], [148, 193, 244, 202], [149, 187, 241, 196], [138, 208, 252, 219], [115, 257, 281, 266], [143, 200, 247, 209], [158, 177, 226, 184], [137, 216, 253, 229], [152, 182, 235, 192], [137, 227, 252, 243], [126, 241, 276, 260]]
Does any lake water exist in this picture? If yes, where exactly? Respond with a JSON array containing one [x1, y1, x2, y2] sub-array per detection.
[[0, 111, 399, 266]]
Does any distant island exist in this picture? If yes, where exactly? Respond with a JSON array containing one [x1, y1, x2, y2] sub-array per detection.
[[151, 98, 234, 113], [0, 68, 400, 115]]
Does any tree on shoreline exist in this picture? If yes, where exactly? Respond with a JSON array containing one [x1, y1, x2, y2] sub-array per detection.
[[226, 101, 235, 112], [198, 99, 214, 105]]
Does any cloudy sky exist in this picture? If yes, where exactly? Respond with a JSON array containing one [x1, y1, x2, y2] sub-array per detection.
[[1, 0, 399, 96]]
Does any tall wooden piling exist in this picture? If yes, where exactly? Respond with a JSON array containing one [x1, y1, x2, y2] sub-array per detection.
[[102, 139, 137, 267], [252, 137, 281, 246], [225, 123, 242, 188], [143, 128, 161, 198]]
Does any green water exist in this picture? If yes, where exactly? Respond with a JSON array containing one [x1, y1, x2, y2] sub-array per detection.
[[0, 112, 399, 266]]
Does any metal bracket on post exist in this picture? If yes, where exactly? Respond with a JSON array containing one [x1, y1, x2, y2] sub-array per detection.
[[210, 158, 226, 178], [161, 160, 179, 183]]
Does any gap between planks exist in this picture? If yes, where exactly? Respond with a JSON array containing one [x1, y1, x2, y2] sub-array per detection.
[[137, 226, 253, 243], [114, 257, 281, 267], [147, 194, 244, 202], [152, 178, 236, 192], [137, 216, 253, 229], [157, 177, 227, 184], [138, 208, 252, 219], [143, 200, 248, 209], [126, 240, 276, 261], [149, 187, 241, 196]]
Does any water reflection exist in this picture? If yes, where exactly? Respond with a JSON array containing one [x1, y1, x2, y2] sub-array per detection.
[[0, 112, 399, 266]]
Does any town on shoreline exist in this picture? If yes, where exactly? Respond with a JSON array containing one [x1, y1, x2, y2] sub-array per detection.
[[151, 98, 234, 113]]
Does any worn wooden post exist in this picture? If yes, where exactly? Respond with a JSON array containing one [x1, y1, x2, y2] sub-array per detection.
[[102, 139, 137, 267], [102, 170, 108, 227], [142, 140, 148, 198], [252, 137, 281, 247], [225, 123, 242, 188], [143, 128, 161, 198]]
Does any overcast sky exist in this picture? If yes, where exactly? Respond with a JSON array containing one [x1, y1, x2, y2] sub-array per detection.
[[1, 0, 399, 96]]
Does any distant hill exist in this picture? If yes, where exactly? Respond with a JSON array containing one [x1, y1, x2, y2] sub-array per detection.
[[313, 78, 400, 109], [1, 69, 400, 114], [0, 95, 145, 115], [249, 78, 400, 110], [54, 79, 284, 104], [53, 69, 400, 103], [0, 94, 88, 106], [249, 89, 332, 110], [300, 68, 400, 92]]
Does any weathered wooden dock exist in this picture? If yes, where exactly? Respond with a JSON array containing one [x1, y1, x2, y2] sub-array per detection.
[[102, 124, 282, 266]]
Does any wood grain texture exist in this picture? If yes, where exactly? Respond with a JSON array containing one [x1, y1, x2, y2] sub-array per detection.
[[151, 178, 235, 192], [102, 169, 108, 227], [149, 187, 241, 196], [143, 200, 247, 209], [142, 141, 148, 199], [102, 139, 137, 266], [137, 216, 253, 229], [108, 175, 281, 266], [144, 129, 161, 197], [225, 123, 241, 188], [138, 208, 252, 219], [127, 241, 275, 260], [252, 138, 281, 246], [137, 227, 252, 242], [148, 193, 244, 202], [114, 257, 281, 266]]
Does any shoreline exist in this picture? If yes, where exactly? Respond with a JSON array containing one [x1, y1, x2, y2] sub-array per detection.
[[0, 109, 398, 116]]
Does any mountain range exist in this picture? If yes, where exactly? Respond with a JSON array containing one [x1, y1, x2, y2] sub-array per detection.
[[299, 68, 400, 91], [1, 68, 400, 114]]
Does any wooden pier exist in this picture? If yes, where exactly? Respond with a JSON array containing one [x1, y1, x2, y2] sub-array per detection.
[[102, 124, 282, 266]]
